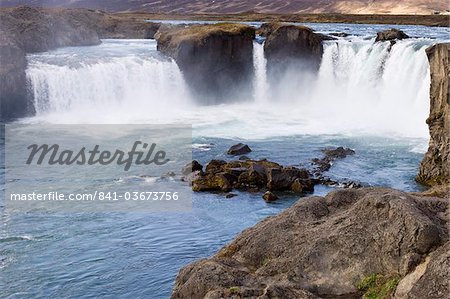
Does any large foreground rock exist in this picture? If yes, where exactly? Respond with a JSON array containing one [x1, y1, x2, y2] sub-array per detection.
[[417, 43, 450, 190], [263, 23, 324, 82], [171, 188, 448, 298], [156, 24, 255, 104]]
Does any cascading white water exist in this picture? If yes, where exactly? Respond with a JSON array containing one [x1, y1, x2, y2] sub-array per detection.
[[302, 39, 431, 137], [25, 38, 432, 138], [252, 41, 268, 103], [28, 57, 189, 114]]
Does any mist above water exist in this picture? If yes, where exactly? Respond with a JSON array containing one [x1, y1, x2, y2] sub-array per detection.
[[25, 37, 433, 139]]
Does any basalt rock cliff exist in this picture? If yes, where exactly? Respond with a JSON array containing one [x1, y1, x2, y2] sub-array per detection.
[[263, 23, 324, 85], [417, 43, 450, 193], [156, 24, 255, 104], [0, 6, 159, 120]]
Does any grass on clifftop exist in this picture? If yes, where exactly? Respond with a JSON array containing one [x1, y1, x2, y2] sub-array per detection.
[[158, 23, 254, 45], [357, 273, 400, 299]]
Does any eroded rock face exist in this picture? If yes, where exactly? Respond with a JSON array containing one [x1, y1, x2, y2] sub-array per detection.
[[0, 6, 160, 120], [0, 6, 101, 53], [0, 6, 102, 119], [375, 28, 409, 42], [263, 23, 324, 81], [156, 24, 256, 104], [171, 188, 448, 298], [417, 43, 450, 190]]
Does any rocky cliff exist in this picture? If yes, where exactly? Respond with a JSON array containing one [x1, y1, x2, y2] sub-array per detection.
[[171, 188, 449, 299], [0, 6, 159, 120], [156, 24, 255, 104], [417, 43, 450, 191], [263, 23, 324, 86]]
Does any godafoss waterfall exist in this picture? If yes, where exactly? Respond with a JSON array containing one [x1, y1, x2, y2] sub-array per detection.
[[1, 7, 450, 298]]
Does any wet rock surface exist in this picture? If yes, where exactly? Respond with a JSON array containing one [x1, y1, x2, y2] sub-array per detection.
[[189, 158, 315, 194], [227, 143, 252, 156], [417, 43, 450, 192], [171, 188, 449, 299], [156, 23, 256, 104], [183, 146, 360, 197], [375, 28, 409, 42], [312, 147, 355, 173]]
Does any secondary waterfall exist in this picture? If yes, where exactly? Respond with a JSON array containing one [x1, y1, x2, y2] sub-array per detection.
[[25, 38, 432, 138]]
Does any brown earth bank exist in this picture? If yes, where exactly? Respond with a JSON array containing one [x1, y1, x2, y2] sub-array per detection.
[[117, 12, 450, 27], [171, 188, 449, 299]]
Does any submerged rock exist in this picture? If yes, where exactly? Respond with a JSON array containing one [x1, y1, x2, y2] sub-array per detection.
[[375, 28, 409, 42], [330, 32, 349, 37], [312, 147, 355, 174], [227, 143, 252, 156], [156, 23, 255, 104], [171, 188, 449, 298], [417, 43, 450, 191], [264, 23, 324, 81]]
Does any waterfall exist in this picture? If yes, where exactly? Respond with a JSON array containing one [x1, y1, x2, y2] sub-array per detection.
[[252, 41, 268, 103], [26, 40, 191, 122], [25, 38, 431, 137], [308, 39, 431, 137]]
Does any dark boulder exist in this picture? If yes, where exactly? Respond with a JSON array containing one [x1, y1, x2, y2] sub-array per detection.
[[192, 172, 236, 192], [266, 167, 312, 192], [227, 143, 252, 156], [262, 191, 278, 202], [375, 28, 409, 42], [156, 23, 256, 104], [171, 188, 449, 298], [264, 23, 324, 82], [205, 160, 228, 174]]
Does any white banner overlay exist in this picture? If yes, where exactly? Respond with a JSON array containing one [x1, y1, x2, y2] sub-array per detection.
[[5, 124, 192, 212]]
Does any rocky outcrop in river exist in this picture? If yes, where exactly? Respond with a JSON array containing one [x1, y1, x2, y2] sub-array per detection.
[[417, 43, 450, 192], [156, 24, 255, 104], [263, 23, 324, 83], [375, 29, 409, 43], [171, 188, 449, 299]]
